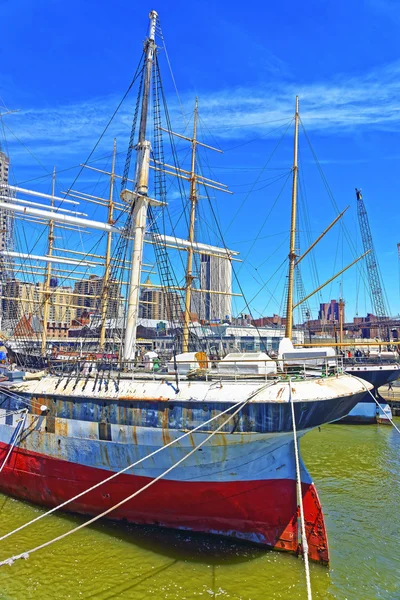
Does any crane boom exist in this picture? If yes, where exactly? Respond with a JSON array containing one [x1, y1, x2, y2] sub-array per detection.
[[356, 188, 388, 337]]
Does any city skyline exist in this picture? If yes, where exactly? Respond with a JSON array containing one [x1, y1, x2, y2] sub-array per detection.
[[0, 2, 399, 322]]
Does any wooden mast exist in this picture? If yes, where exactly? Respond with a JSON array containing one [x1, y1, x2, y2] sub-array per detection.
[[182, 98, 198, 353], [99, 138, 117, 350], [157, 104, 232, 352], [40, 166, 56, 355], [285, 96, 299, 340]]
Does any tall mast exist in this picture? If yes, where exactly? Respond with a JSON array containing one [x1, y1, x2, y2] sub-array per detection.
[[182, 98, 199, 353], [285, 96, 299, 339], [41, 166, 56, 355], [339, 297, 345, 348], [99, 138, 117, 350], [121, 10, 158, 361]]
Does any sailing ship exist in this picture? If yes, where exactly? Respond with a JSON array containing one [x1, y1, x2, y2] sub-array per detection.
[[0, 10, 372, 565]]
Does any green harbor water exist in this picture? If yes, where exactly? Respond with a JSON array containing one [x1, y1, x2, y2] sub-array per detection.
[[0, 421, 399, 600]]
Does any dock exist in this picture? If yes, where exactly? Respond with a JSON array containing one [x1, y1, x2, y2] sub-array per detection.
[[379, 383, 400, 416]]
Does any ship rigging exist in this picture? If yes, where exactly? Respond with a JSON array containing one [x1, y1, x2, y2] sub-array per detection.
[[0, 9, 373, 572]]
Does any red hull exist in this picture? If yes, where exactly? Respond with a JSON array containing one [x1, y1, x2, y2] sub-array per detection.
[[0, 442, 328, 563]]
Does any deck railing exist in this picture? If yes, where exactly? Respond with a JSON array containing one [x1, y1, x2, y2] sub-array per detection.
[[45, 354, 347, 383]]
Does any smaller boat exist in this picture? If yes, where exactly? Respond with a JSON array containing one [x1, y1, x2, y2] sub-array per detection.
[[279, 343, 398, 424], [341, 357, 399, 424]]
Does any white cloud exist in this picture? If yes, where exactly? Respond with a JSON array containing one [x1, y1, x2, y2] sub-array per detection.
[[183, 63, 400, 138], [2, 59, 400, 164]]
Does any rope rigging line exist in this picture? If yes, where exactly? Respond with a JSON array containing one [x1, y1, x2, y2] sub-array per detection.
[[196, 114, 223, 154], [199, 117, 294, 133], [259, 259, 288, 320], [14, 150, 130, 187], [66, 51, 144, 204], [297, 150, 322, 312], [156, 55, 190, 235], [145, 56, 188, 342], [224, 118, 294, 235], [152, 56, 214, 349], [327, 225, 342, 307], [121, 56, 145, 191], [221, 120, 293, 153], [228, 170, 292, 191], [293, 183, 311, 325], [289, 382, 313, 600], [24, 41, 197, 366], [230, 231, 288, 245], [0, 392, 273, 545], [15, 166, 136, 365], [0, 387, 51, 412], [2, 53, 145, 292], [299, 118, 370, 293], [236, 171, 292, 276], [0, 120, 50, 175], [202, 182, 270, 353], [0, 411, 26, 420], [256, 235, 291, 271], [0, 383, 277, 566], [240, 256, 288, 316], [10, 217, 118, 367], [0, 56, 146, 366], [156, 17, 187, 127]]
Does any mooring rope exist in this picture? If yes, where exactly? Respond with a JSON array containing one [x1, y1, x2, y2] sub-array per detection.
[[0, 393, 256, 567], [289, 382, 312, 600], [0, 379, 276, 546], [0, 410, 28, 474], [0, 400, 244, 543], [0, 379, 278, 565], [0, 386, 47, 412]]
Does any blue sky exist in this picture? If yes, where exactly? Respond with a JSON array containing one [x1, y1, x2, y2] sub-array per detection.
[[1, 0, 400, 322]]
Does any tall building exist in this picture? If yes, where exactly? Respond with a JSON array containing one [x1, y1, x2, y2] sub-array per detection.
[[251, 314, 282, 327], [0, 150, 13, 259], [0, 150, 14, 328], [191, 254, 232, 323], [318, 299, 341, 323], [2, 279, 42, 324], [74, 275, 121, 319], [139, 276, 182, 321], [2, 278, 77, 333], [47, 282, 76, 325]]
